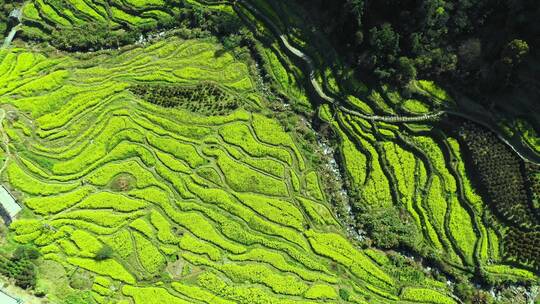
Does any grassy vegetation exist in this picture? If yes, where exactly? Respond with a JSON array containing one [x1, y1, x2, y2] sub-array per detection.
[[0, 36, 462, 304], [400, 287, 457, 304], [311, 33, 535, 289], [2, 0, 537, 302]]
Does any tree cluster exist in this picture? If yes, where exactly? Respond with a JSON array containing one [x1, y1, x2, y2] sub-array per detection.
[[525, 163, 540, 219], [355, 204, 423, 250], [504, 227, 540, 269], [94, 244, 113, 261], [458, 122, 540, 270], [295, 0, 538, 98], [130, 83, 239, 115], [50, 23, 140, 52], [0, 245, 39, 289]]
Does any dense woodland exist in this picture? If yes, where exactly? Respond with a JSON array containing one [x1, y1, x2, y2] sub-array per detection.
[[296, 0, 539, 103]]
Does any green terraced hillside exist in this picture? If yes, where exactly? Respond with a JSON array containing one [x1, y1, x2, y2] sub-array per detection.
[[0, 0, 538, 304], [21, 0, 176, 36], [0, 38, 461, 303], [232, 0, 539, 282]]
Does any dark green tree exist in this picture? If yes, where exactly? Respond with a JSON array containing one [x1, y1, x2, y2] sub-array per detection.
[[501, 39, 529, 67], [369, 23, 400, 61], [346, 0, 364, 26], [395, 56, 417, 85], [94, 244, 113, 261], [357, 205, 422, 250]]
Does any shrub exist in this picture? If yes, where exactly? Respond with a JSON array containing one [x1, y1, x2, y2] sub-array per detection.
[[0, 247, 37, 289], [13, 246, 40, 260], [131, 83, 239, 115], [357, 205, 422, 250], [459, 123, 538, 267], [94, 245, 114, 261], [50, 23, 140, 52]]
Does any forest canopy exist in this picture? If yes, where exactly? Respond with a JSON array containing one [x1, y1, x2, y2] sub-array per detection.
[[297, 0, 539, 101]]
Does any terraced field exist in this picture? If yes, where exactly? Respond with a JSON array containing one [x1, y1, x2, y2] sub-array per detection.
[[0, 37, 463, 303], [318, 105, 495, 270], [0, 0, 537, 303], [234, 0, 539, 281], [22, 0, 174, 33]]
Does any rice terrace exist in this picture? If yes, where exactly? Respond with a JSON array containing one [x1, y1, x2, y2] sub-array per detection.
[[0, 0, 538, 303]]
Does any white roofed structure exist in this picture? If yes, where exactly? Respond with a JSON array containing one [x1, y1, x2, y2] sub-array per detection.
[[0, 185, 21, 224], [0, 290, 21, 304]]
